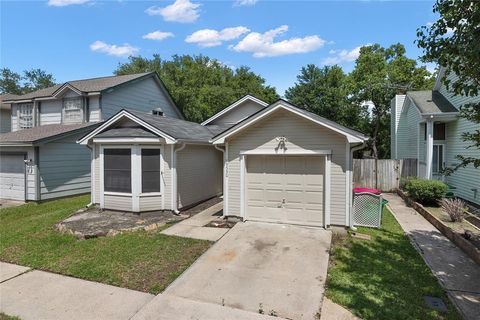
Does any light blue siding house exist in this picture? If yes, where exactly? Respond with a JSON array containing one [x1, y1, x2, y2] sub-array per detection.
[[391, 67, 480, 205], [0, 72, 182, 201]]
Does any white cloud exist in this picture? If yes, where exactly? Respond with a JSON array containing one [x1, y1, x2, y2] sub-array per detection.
[[231, 25, 326, 58], [142, 31, 174, 41], [186, 26, 250, 47], [426, 21, 454, 36], [234, 0, 257, 6], [322, 45, 363, 65], [90, 41, 139, 57], [145, 0, 200, 23], [47, 0, 91, 6]]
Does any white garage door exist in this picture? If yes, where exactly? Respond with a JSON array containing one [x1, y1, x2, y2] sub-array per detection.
[[246, 155, 324, 226], [0, 154, 26, 200]]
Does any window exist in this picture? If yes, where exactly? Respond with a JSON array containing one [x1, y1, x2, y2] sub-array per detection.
[[63, 98, 83, 124], [432, 145, 444, 173], [19, 103, 33, 129], [104, 149, 131, 193], [424, 122, 446, 140], [142, 149, 161, 193]]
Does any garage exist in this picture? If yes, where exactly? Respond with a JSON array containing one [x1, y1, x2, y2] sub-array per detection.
[[211, 100, 368, 228], [246, 155, 325, 226], [0, 154, 26, 200]]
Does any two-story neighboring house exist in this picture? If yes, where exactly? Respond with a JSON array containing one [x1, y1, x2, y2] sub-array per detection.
[[0, 72, 183, 202], [391, 67, 480, 205]]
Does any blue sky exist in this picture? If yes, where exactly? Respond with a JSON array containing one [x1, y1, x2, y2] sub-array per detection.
[[1, 0, 439, 95]]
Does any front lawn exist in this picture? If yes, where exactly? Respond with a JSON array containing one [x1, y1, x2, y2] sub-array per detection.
[[0, 195, 211, 294], [326, 207, 461, 320]]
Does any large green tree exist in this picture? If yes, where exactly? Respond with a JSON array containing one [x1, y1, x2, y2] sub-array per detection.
[[417, 0, 480, 170], [349, 43, 435, 158], [0, 68, 56, 95], [285, 64, 368, 132], [114, 54, 278, 122]]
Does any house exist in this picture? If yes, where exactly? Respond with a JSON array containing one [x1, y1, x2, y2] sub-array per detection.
[[77, 95, 267, 213], [0, 72, 182, 201], [80, 94, 369, 228], [391, 67, 480, 205]]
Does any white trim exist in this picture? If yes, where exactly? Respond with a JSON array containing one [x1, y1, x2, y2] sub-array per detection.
[[240, 149, 332, 156], [240, 154, 245, 219], [171, 144, 175, 211], [92, 138, 165, 144], [91, 145, 96, 203], [433, 66, 446, 91], [212, 103, 366, 144], [104, 191, 132, 197], [78, 110, 176, 145], [131, 145, 140, 212], [52, 83, 83, 98], [325, 154, 331, 227], [201, 95, 268, 125], [99, 146, 104, 208], [417, 123, 420, 177], [225, 142, 229, 216], [432, 143, 446, 174], [345, 143, 350, 227], [426, 118, 434, 179]]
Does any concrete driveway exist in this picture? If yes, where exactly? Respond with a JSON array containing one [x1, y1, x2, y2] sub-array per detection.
[[164, 221, 332, 319]]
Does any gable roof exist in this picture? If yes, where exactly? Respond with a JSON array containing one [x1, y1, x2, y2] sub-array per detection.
[[201, 94, 268, 125], [4, 72, 155, 101], [211, 99, 368, 144], [0, 94, 19, 109], [78, 109, 236, 145], [407, 90, 458, 114], [0, 122, 101, 146]]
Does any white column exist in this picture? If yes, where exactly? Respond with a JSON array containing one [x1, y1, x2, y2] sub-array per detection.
[[131, 145, 141, 212], [425, 118, 434, 179]]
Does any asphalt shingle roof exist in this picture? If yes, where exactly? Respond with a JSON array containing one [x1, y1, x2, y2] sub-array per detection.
[[0, 123, 101, 145], [4, 73, 153, 101], [407, 90, 458, 114]]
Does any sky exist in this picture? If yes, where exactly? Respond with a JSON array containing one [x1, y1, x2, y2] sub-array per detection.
[[1, 0, 439, 96]]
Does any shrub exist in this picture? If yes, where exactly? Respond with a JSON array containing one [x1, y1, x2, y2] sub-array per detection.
[[404, 178, 448, 205], [399, 177, 415, 190], [441, 198, 466, 222]]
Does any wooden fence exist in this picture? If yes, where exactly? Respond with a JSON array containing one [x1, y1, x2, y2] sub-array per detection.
[[353, 158, 417, 192]]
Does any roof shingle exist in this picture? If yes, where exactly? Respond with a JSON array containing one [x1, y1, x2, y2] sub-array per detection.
[[407, 90, 458, 114]]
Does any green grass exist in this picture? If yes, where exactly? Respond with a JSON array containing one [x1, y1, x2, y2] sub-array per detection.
[[325, 207, 461, 320], [0, 313, 21, 320], [0, 195, 211, 294]]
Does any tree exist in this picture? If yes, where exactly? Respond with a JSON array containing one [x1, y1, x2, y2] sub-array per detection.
[[285, 64, 368, 131], [417, 0, 480, 170], [349, 43, 435, 158], [115, 54, 278, 122], [0, 68, 56, 95]]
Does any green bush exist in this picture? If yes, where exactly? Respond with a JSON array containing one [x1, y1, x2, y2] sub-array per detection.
[[404, 178, 448, 205], [399, 176, 415, 190]]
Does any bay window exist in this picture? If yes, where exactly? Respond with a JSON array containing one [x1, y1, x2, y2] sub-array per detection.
[[104, 149, 131, 193], [63, 97, 84, 124], [18, 103, 34, 129], [141, 149, 161, 193]]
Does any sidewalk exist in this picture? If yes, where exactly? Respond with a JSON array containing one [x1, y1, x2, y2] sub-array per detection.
[[384, 193, 480, 320]]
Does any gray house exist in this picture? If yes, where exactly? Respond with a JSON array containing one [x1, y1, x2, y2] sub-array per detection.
[[0, 72, 182, 201], [391, 67, 480, 205]]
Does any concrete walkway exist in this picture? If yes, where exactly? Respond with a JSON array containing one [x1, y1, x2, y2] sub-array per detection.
[[384, 193, 480, 320], [0, 262, 30, 282], [161, 202, 230, 241]]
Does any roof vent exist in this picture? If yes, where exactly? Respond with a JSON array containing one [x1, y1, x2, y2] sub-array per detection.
[[152, 107, 164, 116]]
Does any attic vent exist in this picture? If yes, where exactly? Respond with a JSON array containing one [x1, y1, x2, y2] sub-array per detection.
[[152, 108, 164, 116]]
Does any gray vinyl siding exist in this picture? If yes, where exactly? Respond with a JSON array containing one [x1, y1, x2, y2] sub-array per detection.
[[396, 98, 422, 160], [226, 109, 348, 226], [176, 144, 223, 209], [439, 73, 480, 205], [39, 134, 91, 200], [210, 100, 265, 125], [1, 109, 11, 133], [101, 77, 181, 120], [105, 194, 132, 211], [39, 100, 62, 125]]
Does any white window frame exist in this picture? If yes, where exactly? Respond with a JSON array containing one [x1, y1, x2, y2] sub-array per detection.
[[62, 97, 84, 124], [100, 144, 164, 211], [432, 144, 445, 174], [18, 103, 34, 129]]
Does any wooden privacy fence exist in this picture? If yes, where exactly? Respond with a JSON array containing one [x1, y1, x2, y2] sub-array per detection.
[[353, 158, 417, 192]]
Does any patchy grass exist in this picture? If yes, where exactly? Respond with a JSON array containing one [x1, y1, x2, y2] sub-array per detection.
[[326, 207, 461, 320], [0, 195, 211, 294], [0, 313, 21, 320]]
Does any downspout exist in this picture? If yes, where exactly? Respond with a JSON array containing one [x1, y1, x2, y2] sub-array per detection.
[[349, 142, 366, 231], [173, 143, 186, 213]]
